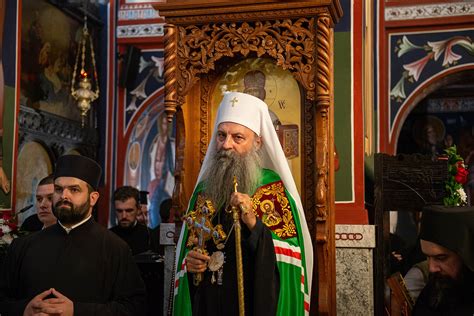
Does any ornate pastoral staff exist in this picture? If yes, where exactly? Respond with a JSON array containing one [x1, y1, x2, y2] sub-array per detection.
[[232, 176, 245, 316]]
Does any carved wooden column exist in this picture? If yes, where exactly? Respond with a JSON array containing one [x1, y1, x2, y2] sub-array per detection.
[[163, 23, 179, 121], [314, 13, 335, 316]]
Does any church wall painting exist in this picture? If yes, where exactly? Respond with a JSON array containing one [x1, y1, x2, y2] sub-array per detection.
[[124, 50, 164, 128], [0, 0, 17, 210], [211, 58, 302, 193], [112, 48, 167, 229], [123, 101, 175, 229], [20, 0, 94, 122], [385, 28, 474, 153]]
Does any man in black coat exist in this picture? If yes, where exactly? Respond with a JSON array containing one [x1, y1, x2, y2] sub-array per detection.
[[110, 186, 151, 255], [413, 205, 474, 315], [0, 155, 146, 316]]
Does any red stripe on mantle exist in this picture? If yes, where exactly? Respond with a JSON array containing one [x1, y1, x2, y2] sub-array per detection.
[[304, 301, 310, 311], [274, 246, 301, 259]]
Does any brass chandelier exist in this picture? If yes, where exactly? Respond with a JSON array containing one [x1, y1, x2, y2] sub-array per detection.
[[71, 14, 99, 127]]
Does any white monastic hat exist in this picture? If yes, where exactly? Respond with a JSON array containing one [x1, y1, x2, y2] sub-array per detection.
[[214, 91, 266, 136]]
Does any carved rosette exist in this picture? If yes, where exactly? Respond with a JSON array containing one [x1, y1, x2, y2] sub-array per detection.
[[174, 19, 316, 101]]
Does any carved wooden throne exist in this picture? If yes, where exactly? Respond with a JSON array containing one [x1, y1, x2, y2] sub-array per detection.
[[374, 154, 448, 315], [154, 1, 342, 314]]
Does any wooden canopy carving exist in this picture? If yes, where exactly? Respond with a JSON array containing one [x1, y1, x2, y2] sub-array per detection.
[[155, 1, 342, 315], [173, 18, 320, 103]]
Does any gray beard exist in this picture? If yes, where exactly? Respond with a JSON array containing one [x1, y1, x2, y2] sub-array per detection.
[[200, 145, 263, 209]]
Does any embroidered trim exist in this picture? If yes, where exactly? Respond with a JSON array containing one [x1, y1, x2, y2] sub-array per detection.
[[252, 180, 297, 239]]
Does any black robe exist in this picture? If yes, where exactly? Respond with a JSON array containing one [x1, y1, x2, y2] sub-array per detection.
[[189, 212, 279, 316], [0, 218, 146, 316], [110, 222, 150, 255]]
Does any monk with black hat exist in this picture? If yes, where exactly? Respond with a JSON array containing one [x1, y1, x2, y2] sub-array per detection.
[[413, 205, 474, 315], [0, 155, 146, 316]]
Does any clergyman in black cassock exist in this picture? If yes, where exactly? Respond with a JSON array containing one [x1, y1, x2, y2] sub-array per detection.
[[0, 218, 146, 315], [413, 205, 474, 315], [0, 155, 146, 316], [110, 186, 151, 255]]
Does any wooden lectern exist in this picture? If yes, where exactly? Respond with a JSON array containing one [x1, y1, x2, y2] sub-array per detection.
[[154, 1, 342, 314]]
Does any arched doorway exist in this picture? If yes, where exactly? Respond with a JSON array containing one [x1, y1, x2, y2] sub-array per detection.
[[389, 69, 474, 277], [396, 70, 474, 159]]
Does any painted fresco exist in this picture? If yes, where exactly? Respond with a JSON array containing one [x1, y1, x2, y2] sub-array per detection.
[[0, 0, 15, 210], [115, 48, 168, 229], [124, 99, 175, 229], [389, 29, 474, 130], [125, 50, 164, 128], [20, 0, 87, 122]]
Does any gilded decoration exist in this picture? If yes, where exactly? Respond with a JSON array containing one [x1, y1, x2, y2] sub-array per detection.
[[175, 19, 316, 103], [185, 195, 227, 249], [252, 180, 297, 239]]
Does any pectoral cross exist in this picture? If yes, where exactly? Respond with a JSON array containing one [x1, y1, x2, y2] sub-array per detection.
[[193, 217, 211, 248], [184, 197, 226, 285], [184, 200, 217, 251], [230, 97, 238, 107]]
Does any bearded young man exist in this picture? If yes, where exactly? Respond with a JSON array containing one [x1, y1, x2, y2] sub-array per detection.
[[110, 186, 151, 255], [172, 92, 313, 316], [413, 205, 474, 315], [0, 155, 146, 316]]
